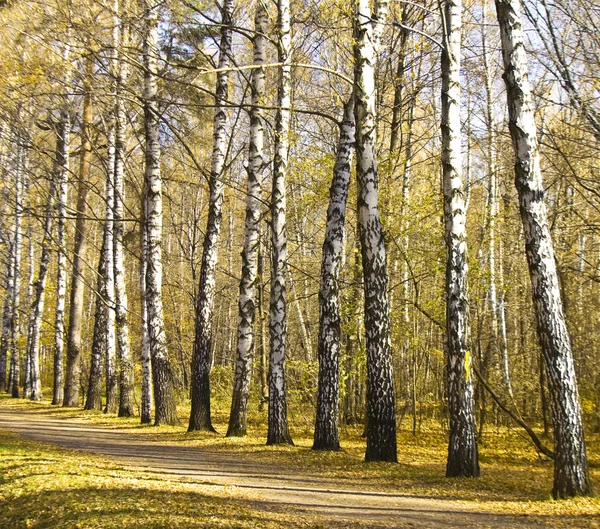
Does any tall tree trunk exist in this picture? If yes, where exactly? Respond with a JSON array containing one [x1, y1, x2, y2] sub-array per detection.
[[64, 53, 93, 407], [441, 0, 480, 478], [23, 209, 34, 398], [113, 6, 134, 417], [85, 238, 107, 411], [482, 1, 512, 396], [257, 233, 268, 411], [495, 0, 592, 499], [143, 0, 179, 426], [226, 2, 266, 438], [0, 240, 14, 394], [267, 0, 293, 446], [313, 96, 355, 451], [10, 130, 24, 399], [52, 108, 70, 406], [354, 0, 397, 462], [26, 164, 59, 402], [140, 196, 153, 424], [103, 125, 118, 414], [188, 0, 233, 433]]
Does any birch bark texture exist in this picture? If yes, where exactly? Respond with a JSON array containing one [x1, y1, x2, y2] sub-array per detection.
[[112, 0, 135, 417], [227, 1, 267, 438], [313, 96, 355, 451], [103, 125, 118, 414], [26, 164, 58, 402], [10, 130, 24, 399], [52, 98, 71, 406], [440, 0, 480, 478], [0, 234, 13, 393], [143, 0, 179, 426], [63, 53, 93, 408], [140, 196, 152, 424], [267, 0, 294, 446], [188, 0, 233, 433], [85, 238, 107, 411], [495, 0, 592, 498], [354, 0, 397, 462]]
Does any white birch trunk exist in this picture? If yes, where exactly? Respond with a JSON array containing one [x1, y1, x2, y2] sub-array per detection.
[[495, 0, 592, 498], [0, 231, 14, 393], [441, 0, 479, 477], [112, 1, 134, 417], [104, 125, 118, 414], [64, 54, 93, 407], [26, 164, 59, 402], [10, 131, 24, 399], [227, 2, 266, 437], [85, 237, 107, 411], [313, 96, 354, 451], [188, 0, 233, 433], [52, 107, 70, 406], [143, 0, 179, 425], [267, 0, 294, 446], [140, 195, 152, 424], [23, 226, 33, 399], [482, 1, 512, 396], [354, 0, 396, 462]]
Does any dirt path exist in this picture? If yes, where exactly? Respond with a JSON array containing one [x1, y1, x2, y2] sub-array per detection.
[[0, 407, 547, 528]]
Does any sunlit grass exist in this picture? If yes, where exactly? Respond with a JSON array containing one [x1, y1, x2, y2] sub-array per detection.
[[0, 392, 599, 528]]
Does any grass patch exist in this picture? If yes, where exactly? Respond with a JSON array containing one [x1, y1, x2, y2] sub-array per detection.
[[0, 429, 384, 528], [1, 394, 599, 528]]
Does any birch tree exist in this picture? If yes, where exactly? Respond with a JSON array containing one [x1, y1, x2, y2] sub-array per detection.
[[313, 96, 354, 451], [354, 0, 396, 462], [143, 0, 179, 426], [227, 1, 266, 438], [85, 239, 107, 411], [140, 196, 152, 424], [268, 0, 293, 446], [112, 0, 134, 417], [495, 0, 592, 499], [0, 235, 13, 393], [103, 124, 118, 414], [441, 0, 479, 478], [9, 129, 24, 399], [52, 86, 71, 407], [26, 152, 59, 402], [64, 53, 93, 408], [188, 0, 233, 433], [481, 1, 511, 397]]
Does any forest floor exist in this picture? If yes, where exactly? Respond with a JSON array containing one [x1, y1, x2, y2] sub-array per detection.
[[0, 395, 599, 528]]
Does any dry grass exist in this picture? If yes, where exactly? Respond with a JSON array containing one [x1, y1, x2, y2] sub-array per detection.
[[0, 394, 599, 528]]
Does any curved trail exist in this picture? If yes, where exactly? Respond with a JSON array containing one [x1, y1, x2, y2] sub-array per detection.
[[0, 407, 544, 528]]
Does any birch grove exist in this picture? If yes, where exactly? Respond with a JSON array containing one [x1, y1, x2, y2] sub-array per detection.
[[0, 0, 598, 501]]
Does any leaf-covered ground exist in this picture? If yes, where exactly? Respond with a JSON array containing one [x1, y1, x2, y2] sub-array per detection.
[[0, 394, 599, 528]]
